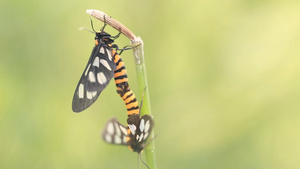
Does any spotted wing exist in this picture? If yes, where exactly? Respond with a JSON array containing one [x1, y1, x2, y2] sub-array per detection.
[[72, 44, 116, 112], [126, 115, 154, 152], [134, 115, 154, 143], [102, 118, 128, 145], [72, 44, 103, 112], [72, 76, 101, 112], [84, 45, 116, 92]]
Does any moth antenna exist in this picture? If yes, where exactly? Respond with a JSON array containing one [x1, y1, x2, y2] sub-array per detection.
[[139, 153, 150, 169], [78, 27, 96, 34], [100, 15, 107, 32], [139, 87, 147, 115], [89, 16, 96, 32]]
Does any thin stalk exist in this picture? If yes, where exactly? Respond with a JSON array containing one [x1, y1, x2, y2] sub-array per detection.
[[87, 9, 157, 169], [132, 37, 157, 169]]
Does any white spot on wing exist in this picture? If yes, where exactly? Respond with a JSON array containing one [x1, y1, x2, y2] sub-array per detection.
[[107, 122, 114, 134], [106, 49, 112, 61], [139, 119, 145, 132], [89, 71, 96, 82], [78, 84, 84, 98], [100, 59, 112, 71], [86, 91, 94, 99], [97, 72, 107, 84], [105, 134, 112, 143], [84, 63, 91, 76], [120, 126, 127, 135], [128, 124, 136, 135], [99, 47, 105, 54], [114, 123, 121, 136], [144, 120, 150, 133], [91, 91, 97, 97], [114, 135, 121, 144], [138, 133, 144, 142], [123, 136, 127, 143], [93, 57, 100, 67], [143, 132, 149, 140]]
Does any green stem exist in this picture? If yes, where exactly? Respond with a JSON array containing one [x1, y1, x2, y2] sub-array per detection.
[[132, 37, 157, 169]]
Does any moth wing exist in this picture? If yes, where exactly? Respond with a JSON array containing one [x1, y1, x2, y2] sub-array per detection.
[[102, 118, 128, 146]]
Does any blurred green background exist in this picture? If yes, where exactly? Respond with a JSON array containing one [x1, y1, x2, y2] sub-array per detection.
[[1, 0, 300, 168]]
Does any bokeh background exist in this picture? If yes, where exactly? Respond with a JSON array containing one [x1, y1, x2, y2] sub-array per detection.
[[1, 0, 300, 168]]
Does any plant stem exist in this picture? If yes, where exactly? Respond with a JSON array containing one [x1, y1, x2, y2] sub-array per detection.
[[131, 37, 157, 169], [86, 9, 136, 40]]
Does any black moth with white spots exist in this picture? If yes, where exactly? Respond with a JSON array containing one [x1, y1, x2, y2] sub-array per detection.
[[72, 30, 118, 112], [102, 114, 154, 153]]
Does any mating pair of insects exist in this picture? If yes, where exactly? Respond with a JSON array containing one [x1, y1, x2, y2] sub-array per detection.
[[72, 21, 154, 168]]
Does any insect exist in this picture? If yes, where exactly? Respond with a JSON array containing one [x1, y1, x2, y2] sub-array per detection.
[[103, 72, 154, 168], [102, 114, 154, 169], [72, 21, 133, 112]]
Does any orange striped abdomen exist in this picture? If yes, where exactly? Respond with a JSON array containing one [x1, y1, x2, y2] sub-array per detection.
[[113, 52, 139, 117]]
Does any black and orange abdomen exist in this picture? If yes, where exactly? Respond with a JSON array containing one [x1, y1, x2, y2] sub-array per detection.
[[113, 51, 139, 117]]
